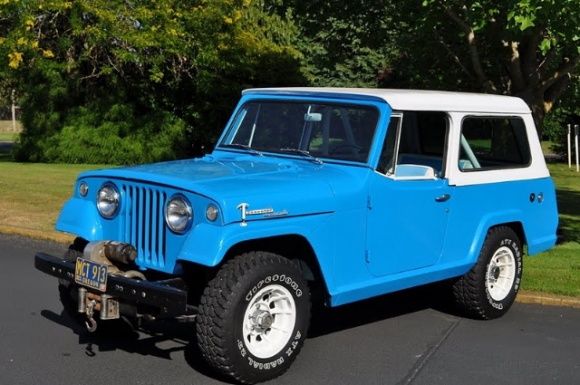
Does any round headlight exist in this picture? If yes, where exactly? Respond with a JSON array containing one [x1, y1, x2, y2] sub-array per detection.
[[79, 182, 89, 197], [206, 204, 219, 222], [97, 183, 120, 219], [165, 194, 193, 233]]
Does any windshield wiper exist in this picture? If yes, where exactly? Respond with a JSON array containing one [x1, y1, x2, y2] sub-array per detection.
[[219, 143, 262, 156], [280, 148, 323, 164]]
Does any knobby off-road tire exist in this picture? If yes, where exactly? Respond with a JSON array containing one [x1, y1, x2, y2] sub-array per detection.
[[196, 252, 311, 384], [453, 226, 523, 320]]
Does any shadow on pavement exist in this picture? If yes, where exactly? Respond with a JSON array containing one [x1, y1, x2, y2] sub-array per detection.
[[40, 307, 236, 383], [309, 281, 460, 338], [40, 281, 459, 382]]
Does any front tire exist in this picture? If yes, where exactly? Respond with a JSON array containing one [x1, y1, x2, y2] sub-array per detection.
[[196, 252, 311, 384], [453, 226, 523, 320]]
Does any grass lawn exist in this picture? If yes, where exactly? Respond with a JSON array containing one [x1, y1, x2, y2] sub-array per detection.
[[0, 120, 21, 142], [0, 132, 17, 142], [540, 140, 556, 155], [0, 120, 22, 132], [0, 162, 103, 242], [522, 163, 580, 297]]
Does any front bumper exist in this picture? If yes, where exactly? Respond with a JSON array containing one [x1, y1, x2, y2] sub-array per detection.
[[34, 252, 190, 317]]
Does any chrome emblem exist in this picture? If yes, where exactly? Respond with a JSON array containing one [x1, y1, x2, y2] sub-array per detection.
[[237, 203, 277, 226]]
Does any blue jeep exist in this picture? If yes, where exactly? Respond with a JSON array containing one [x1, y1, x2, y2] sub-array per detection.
[[35, 88, 558, 384]]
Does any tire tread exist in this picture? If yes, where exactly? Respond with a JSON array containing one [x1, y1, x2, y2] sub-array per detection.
[[196, 251, 309, 384], [452, 226, 520, 320]]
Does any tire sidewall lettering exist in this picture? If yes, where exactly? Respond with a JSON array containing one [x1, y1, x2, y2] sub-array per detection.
[[239, 270, 306, 371], [245, 274, 303, 303], [486, 237, 522, 311], [237, 329, 305, 371], [486, 291, 504, 310]]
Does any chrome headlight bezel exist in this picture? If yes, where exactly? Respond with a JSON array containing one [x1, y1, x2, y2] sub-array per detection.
[[165, 194, 193, 234], [96, 182, 120, 219], [206, 204, 219, 222], [79, 181, 89, 197]]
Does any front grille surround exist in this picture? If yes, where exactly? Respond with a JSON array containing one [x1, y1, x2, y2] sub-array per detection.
[[122, 184, 168, 269]]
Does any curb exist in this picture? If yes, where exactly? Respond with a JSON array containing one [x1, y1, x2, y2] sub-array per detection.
[[517, 291, 580, 309]]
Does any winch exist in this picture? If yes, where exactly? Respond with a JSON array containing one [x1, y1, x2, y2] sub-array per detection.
[[78, 241, 145, 332]]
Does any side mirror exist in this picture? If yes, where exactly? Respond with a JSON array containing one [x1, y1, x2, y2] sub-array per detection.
[[393, 164, 437, 180], [304, 112, 322, 122]]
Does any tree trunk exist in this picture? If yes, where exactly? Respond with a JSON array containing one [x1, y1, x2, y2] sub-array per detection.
[[515, 89, 546, 138], [530, 100, 546, 139], [516, 73, 573, 139]]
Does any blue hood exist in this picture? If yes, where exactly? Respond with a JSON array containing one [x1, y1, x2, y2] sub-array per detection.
[[80, 152, 370, 224]]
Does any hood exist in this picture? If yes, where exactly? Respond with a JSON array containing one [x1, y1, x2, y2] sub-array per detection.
[[80, 152, 370, 224]]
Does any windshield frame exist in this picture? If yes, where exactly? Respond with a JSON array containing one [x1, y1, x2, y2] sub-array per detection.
[[216, 96, 384, 166]]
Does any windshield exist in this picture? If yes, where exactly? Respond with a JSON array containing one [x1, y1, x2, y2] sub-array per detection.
[[219, 101, 379, 163]]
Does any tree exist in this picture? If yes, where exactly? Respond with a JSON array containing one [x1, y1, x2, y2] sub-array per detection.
[[268, 0, 398, 87], [0, 0, 304, 163], [389, 0, 579, 135], [543, 78, 579, 154]]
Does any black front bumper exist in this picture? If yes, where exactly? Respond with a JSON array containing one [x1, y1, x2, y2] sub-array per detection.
[[34, 252, 190, 317]]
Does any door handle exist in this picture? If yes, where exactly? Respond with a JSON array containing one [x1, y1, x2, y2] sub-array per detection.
[[435, 194, 451, 202]]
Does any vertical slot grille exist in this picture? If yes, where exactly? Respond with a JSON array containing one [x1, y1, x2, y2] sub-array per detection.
[[123, 184, 167, 268]]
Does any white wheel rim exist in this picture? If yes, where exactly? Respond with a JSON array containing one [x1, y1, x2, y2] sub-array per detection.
[[242, 284, 296, 359], [485, 246, 516, 301]]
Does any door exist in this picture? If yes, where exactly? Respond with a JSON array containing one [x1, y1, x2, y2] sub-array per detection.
[[366, 112, 452, 276]]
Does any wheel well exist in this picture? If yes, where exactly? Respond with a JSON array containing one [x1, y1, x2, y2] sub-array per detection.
[[223, 235, 330, 302], [490, 222, 527, 246]]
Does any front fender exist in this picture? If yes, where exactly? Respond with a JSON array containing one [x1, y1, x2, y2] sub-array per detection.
[[176, 214, 335, 289], [55, 198, 104, 240]]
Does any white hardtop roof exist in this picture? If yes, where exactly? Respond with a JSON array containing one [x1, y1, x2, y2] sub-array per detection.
[[243, 87, 531, 114]]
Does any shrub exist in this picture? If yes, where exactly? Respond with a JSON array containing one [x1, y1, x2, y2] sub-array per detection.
[[15, 102, 187, 164]]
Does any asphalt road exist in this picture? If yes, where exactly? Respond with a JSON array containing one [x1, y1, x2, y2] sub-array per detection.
[[1, 233, 579, 385]]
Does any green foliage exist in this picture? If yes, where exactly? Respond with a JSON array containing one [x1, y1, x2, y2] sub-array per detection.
[[390, 0, 579, 134], [268, 1, 397, 87], [0, 0, 305, 164], [16, 102, 186, 164], [542, 79, 579, 153]]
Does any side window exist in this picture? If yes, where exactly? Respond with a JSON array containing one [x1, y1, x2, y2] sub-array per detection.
[[377, 111, 448, 177], [459, 117, 531, 171], [377, 115, 400, 174]]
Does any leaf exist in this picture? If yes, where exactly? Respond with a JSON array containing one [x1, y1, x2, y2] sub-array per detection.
[[514, 15, 535, 31], [8, 51, 23, 69], [539, 38, 551, 54], [42, 49, 55, 58]]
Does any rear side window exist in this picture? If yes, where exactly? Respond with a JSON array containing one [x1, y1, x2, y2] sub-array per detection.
[[459, 117, 531, 171]]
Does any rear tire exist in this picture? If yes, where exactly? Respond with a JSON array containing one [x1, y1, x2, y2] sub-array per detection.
[[453, 226, 523, 320], [196, 251, 311, 384]]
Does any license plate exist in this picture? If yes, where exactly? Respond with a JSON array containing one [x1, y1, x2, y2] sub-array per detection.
[[75, 257, 108, 292]]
